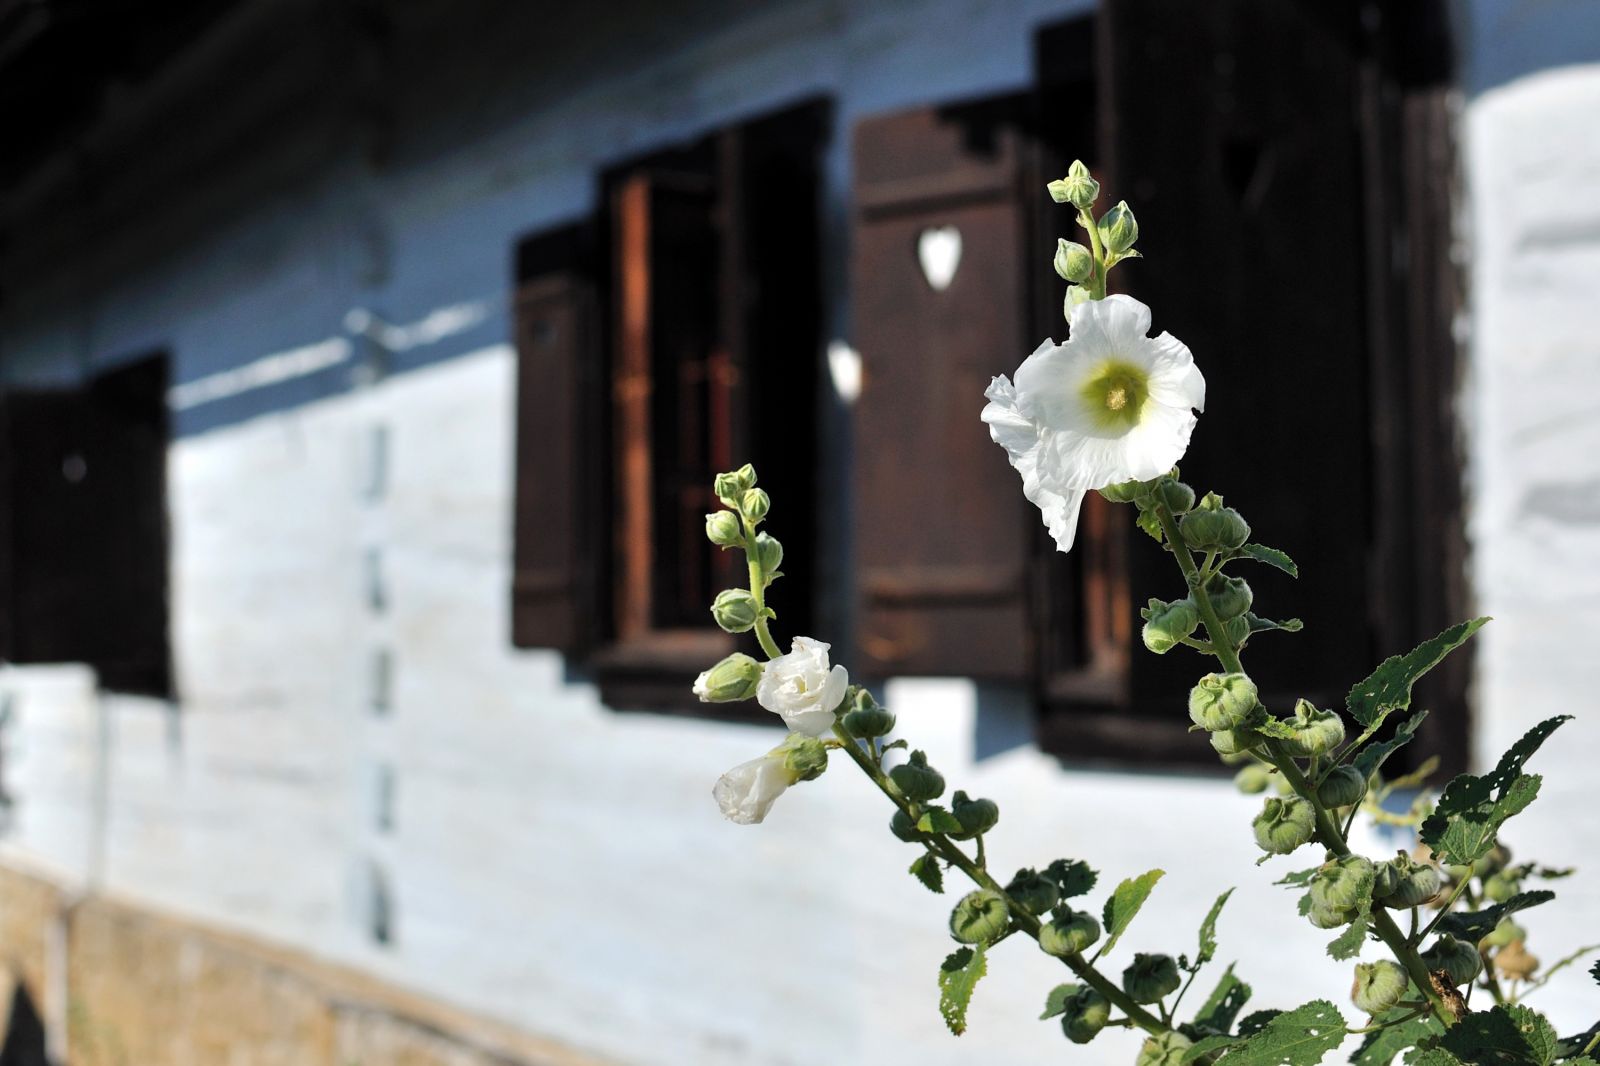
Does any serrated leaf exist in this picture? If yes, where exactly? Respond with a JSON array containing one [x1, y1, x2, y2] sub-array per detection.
[[1047, 858, 1098, 898], [909, 853, 944, 894], [1194, 965, 1252, 1033], [1434, 890, 1554, 943], [1351, 1009, 1443, 1066], [1421, 716, 1572, 865], [1041, 982, 1079, 1021], [1325, 914, 1369, 961], [1346, 618, 1489, 733], [1185, 1035, 1243, 1063], [1246, 614, 1304, 635], [1136, 506, 1165, 542], [938, 946, 987, 1036], [1237, 1010, 1283, 1037], [882, 738, 909, 752], [1197, 888, 1234, 967], [1219, 1000, 1346, 1066], [1438, 1003, 1557, 1066], [1276, 868, 1319, 888], [1101, 869, 1165, 956], [1352, 709, 1430, 782], [918, 808, 964, 834], [1591, 958, 1600, 986], [1236, 543, 1299, 578], [1407, 1050, 1466, 1066]]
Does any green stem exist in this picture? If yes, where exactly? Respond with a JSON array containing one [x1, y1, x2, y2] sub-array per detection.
[[1080, 208, 1109, 300], [1416, 874, 1472, 945], [743, 518, 782, 660]]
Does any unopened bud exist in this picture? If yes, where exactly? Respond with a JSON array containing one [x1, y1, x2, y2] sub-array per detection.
[[1048, 160, 1100, 210], [950, 790, 999, 839], [1352, 960, 1408, 1015], [1141, 598, 1200, 655], [1155, 479, 1196, 514], [1211, 725, 1264, 757], [1373, 853, 1442, 908], [1493, 939, 1538, 981], [1054, 239, 1094, 283], [1233, 763, 1272, 794], [1482, 871, 1519, 903], [1204, 573, 1254, 621], [1005, 868, 1060, 917], [1188, 672, 1260, 731], [740, 488, 770, 522], [1179, 501, 1251, 551], [1136, 1031, 1194, 1066], [841, 688, 895, 739], [1479, 919, 1525, 950], [693, 652, 764, 703], [949, 890, 1010, 945], [752, 531, 783, 575], [705, 510, 743, 547], [1099, 477, 1154, 504], [1253, 795, 1316, 855], [1097, 201, 1139, 254], [1422, 933, 1482, 987], [1063, 284, 1092, 323], [1309, 855, 1374, 914], [1281, 699, 1346, 758], [772, 732, 829, 782], [710, 589, 760, 633], [1059, 986, 1111, 1044], [1122, 953, 1181, 1004], [713, 464, 757, 504], [1040, 909, 1101, 958], [1317, 765, 1368, 808], [889, 808, 929, 843], [888, 750, 945, 803]]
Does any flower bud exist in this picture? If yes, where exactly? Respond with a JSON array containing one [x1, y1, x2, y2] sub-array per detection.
[[1373, 853, 1441, 908], [740, 488, 770, 522], [693, 652, 764, 703], [1422, 933, 1482, 987], [1479, 919, 1525, 950], [713, 464, 756, 504], [949, 890, 1010, 945], [1493, 939, 1538, 981], [1280, 699, 1346, 758], [1473, 843, 1511, 878], [1179, 503, 1251, 551], [752, 531, 783, 575], [1054, 239, 1093, 283], [1059, 986, 1110, 1044], [1122, 953, 1180, 1004], [1253, 796, 1317, 855], [1309, 855, 1374, 914], [1222, 613, 1252, 648], [1136, 1031, 1193, 1066], [888, 750, 945, 803], [1005, 868, 1060, 916], [1097, 200, 1139, 254], [774, 732, 829, 782], [841, 688, 894, 739], [1307, 898, 1356, 930], [1188, 672, 1260, 731], [949, 790, 999, 839], [710, 588, 761, 633], [1482, 871, 1518, 903], [705, 510, 743, 547], [1155, 479, 1196, 514], [1203, 573, 1253, 621], [1048, 160, 1100, 209], [889, 808, 928, 843], [1141, 598, 1200, 655], [1211, 725, 1264, 757], [1063, 284, 1092, 322], [1317, 765, 1368, 809], [1352, 960, 1408, 1016], [1039, 909, 1101, 957], [1099, 477, 1154, 504], [1234, 763, 1272, 794]]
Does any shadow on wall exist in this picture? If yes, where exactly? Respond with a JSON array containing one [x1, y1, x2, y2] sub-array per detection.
[[0, 980, 47, 1066]]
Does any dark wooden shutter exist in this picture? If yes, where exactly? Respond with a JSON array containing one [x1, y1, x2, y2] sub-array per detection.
[[851, 99, 1032, 679]]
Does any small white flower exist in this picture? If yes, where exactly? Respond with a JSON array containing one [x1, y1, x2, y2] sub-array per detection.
[[713, 753, 793, 825], [756, 636, 849, 737], [982, 294, 1204, 552]]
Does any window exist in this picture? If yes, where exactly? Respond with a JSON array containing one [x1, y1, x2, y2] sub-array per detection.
[[0, 354, 173, 697], [512, 98, 830, 710]]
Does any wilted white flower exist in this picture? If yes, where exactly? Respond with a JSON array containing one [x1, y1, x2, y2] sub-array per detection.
[[756, 636, 848, 736], [713, 733, 829, 825], [982, 295, 1204, 552]]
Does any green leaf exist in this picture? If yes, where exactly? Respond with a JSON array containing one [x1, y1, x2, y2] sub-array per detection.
[[1040, 982, 1079, 1021], [1352, 709, 1429, 782], [1218, 1000, 1346, 1066], [1101, 868, 1165, 956], [1184, 1035, 1243, 1063], [1197, 888, 1234, 967], [1254, 717, 1301, 740], [1193, 965, 1252, 1033], [1328, 913, 1371, 961], [882, 738, 909, 753], [909, 853, 944, 894], [1351, 1010, 1443, 1066], [1407, 1050, 1466, 1066], [1236, 543, 1298, 578], [1438, 1003, 1557, 1066], [1346, 618, 1489, 733], [1275, 868, 1319, 888], [1047, 858, 1098, 898], [1136, 506, 1165, 543], [1245, 613, 1304, 635], [1434, 890, 1554, 943], [1591, 958, 1600, 986], [1236, 1010, 1283, 1037], [917, 808, 964, 834], [1421, 716, 1572, 866], [938, 946, 987, 1036]]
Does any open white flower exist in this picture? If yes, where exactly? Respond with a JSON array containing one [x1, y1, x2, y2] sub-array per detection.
[[756, 636, 848, 737], [982, 294, 1204, 552]]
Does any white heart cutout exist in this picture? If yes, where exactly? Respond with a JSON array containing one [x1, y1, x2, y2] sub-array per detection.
[[917, 225, 962, 292]]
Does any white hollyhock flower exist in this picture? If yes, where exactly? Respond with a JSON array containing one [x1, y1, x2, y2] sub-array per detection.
[[713, 753, 793, 825], [756, 636, 849, 737], [982, 294, 1204, 552]]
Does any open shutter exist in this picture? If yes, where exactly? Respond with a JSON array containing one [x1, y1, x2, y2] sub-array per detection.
[[851, 99, 1031, 679]]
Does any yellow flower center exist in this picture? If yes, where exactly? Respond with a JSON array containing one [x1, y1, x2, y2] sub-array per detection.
[[1079, 359, 1149, 430]]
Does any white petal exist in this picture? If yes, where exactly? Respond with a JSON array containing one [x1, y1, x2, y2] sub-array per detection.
[[1068, 294, 1152, 357], [1144, 331, 1206, 413], [781, 702, 839, 738], [1122, 402, 1199, 479], [981, 376, 1040, 461], [1042, 430, 1146, 488], [713, 756, 790, 825], [1034, 485, 1087, 553], [692, 671, 713, 702]]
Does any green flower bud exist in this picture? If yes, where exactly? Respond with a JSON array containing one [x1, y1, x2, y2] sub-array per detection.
[[1280, 699, 1346, 758], [1473, 843, 1511, 878], [1099, 477, 1155, 504], [1136, 1030, 1193, 1066], [1373, 853, 1442, 908], [752, 531, 783, 575], [841, 688, 895, 739], [705, 510, 743, 547], [1479, 918, 1525, 950], [1211, 725, 1264, 757], [1059, 986, 1110, 1044], [773, 732, 829, 782], [1054, 239, 1093, 283], [1063, 283, 1092, 322], [1155, 479, 1196, 514], [1253, 796, 1317, 855], [740, 488, 770, 522], [1351, 960, 1408, 1016], [692, 652, 764, 703], [1307, 898, 1357, 930], [1141, 598, 1200, 655], [1188, 672, 1260, 731], [889, 808, 928, 843], [1317, 765, 1369, 809], [1482, 871, 1518, 904], [1179, 503, 1251, 551], [1234, 763, 1272, 794], [1005, 868, 1060, 917], [710, 588, 760, 633], [713, 464, 756, 504], [1097, 200, 1139, 254], [949, 790, 999, 839], [1048, 160, 1100, 209], [1203, 573, 1253, 621], [1222, 613, 1252, 648], [949, 890, 1010, 945], [1422, 933, 1482, 987], [1122, 953, 1181, 1004], [1309, 855, 1374, 914], [888, 750, 945, 803], [1039, 908, 1101, 957]]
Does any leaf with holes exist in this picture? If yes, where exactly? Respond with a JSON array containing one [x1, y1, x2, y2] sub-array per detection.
[[1352, 709, 1429, 782], [1421, 716, 1571, 866], [1184, 1035, 1242, 1063], [1235, 543, 1298, 578], [1197, 888, 1234, 968], [1346, 617, 1489, 734], [1434, 890, 1554, 943], [938, 946, 986, 1036], [1101, 869, 1165, 956], [1349, 1009, 1442, 1066], [1216, 1000, 1345, 1066], [1193, 965, 1251, 1034], [1439, 1003, 1557, 1066], [909, 853, 944, 894]]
